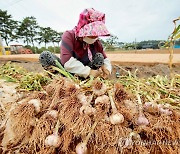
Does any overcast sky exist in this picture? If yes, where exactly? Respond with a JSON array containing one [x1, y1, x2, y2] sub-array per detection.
[[0, 0, 180, 43]]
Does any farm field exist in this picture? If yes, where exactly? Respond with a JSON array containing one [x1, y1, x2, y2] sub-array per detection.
[[106, 48, 180, 54], [0, 49, 180, 63], [0, 49, 180, 77]]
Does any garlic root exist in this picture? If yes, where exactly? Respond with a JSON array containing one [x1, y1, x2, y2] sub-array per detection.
[[76, 121, 97, 154]]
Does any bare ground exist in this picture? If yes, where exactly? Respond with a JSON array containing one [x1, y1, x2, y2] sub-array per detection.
[[0, 49, 180, 79], [0, 61, 179, 79]]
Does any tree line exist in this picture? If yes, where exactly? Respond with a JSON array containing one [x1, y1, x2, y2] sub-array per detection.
[[0, 9, 63, 48], [0, 9, 121, 53], [1, 9, 178, 53]]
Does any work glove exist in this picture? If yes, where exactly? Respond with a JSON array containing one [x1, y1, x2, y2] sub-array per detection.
[[39, 51, 61, 68], [88, 53, 104, 70]]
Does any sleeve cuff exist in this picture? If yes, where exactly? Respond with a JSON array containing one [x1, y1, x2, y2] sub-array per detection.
[[104, 58, 112, 74], [64, 57, 91, 78]]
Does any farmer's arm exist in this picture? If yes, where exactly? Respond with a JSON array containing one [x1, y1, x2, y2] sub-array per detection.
[[60, 31, 91, 78]]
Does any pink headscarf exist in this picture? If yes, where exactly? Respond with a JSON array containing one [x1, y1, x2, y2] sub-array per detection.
[[74, 8, 110, 37]]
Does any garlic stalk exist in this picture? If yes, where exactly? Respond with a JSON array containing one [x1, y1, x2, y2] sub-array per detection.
[[76, 121, 97, 154], [54, 60, 76, 81], [108, 90, 124, 125]]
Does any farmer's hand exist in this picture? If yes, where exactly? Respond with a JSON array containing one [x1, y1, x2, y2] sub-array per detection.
[[89, 69, 102, 78], [101, 65, 110, 79]]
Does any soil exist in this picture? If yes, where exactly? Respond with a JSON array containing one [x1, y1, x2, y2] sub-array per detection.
[[106, 48, 180, 54], [0, 49, 180, 79], [0, 61, 179, 79]]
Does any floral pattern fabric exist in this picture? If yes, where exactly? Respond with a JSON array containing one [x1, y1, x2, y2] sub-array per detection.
[[74, 8, 110, 37]]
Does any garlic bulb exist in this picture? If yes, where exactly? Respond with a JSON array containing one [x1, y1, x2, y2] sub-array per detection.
[[124, 138, 133, 148], [157, 104, 163, 109], [144, 102, 172, 116], [124, 100, 138, 114], [77, 93, 89, 106], [109, 113, 124, 125], [144, 102, 153, 108], [45, 134, 61, 148], [104, 115, 110, 122], [80, 105, 96, 115], [47, 110, 58, 118], [28, 99, 41, 113], [159, 108, 172, 115], [92, 79, 107, 96], [136, 115, 149, 126], [95, 95, 110, 105], [76, 142, 87, 154], [129, 132, 141, 140]]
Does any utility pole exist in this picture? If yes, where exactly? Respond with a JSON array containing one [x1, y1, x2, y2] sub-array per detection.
[[0, 34, 5, 55], [134, 38, 137, 53]]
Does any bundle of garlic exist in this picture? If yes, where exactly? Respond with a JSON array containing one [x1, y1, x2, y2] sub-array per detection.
[[0, 64, 179, 154], [50, 78, 80, 109], [117, 68, 180, 110], [28, 110, 58, 153], [134, 113, 180, 154], [1, 99, 41, 151]]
